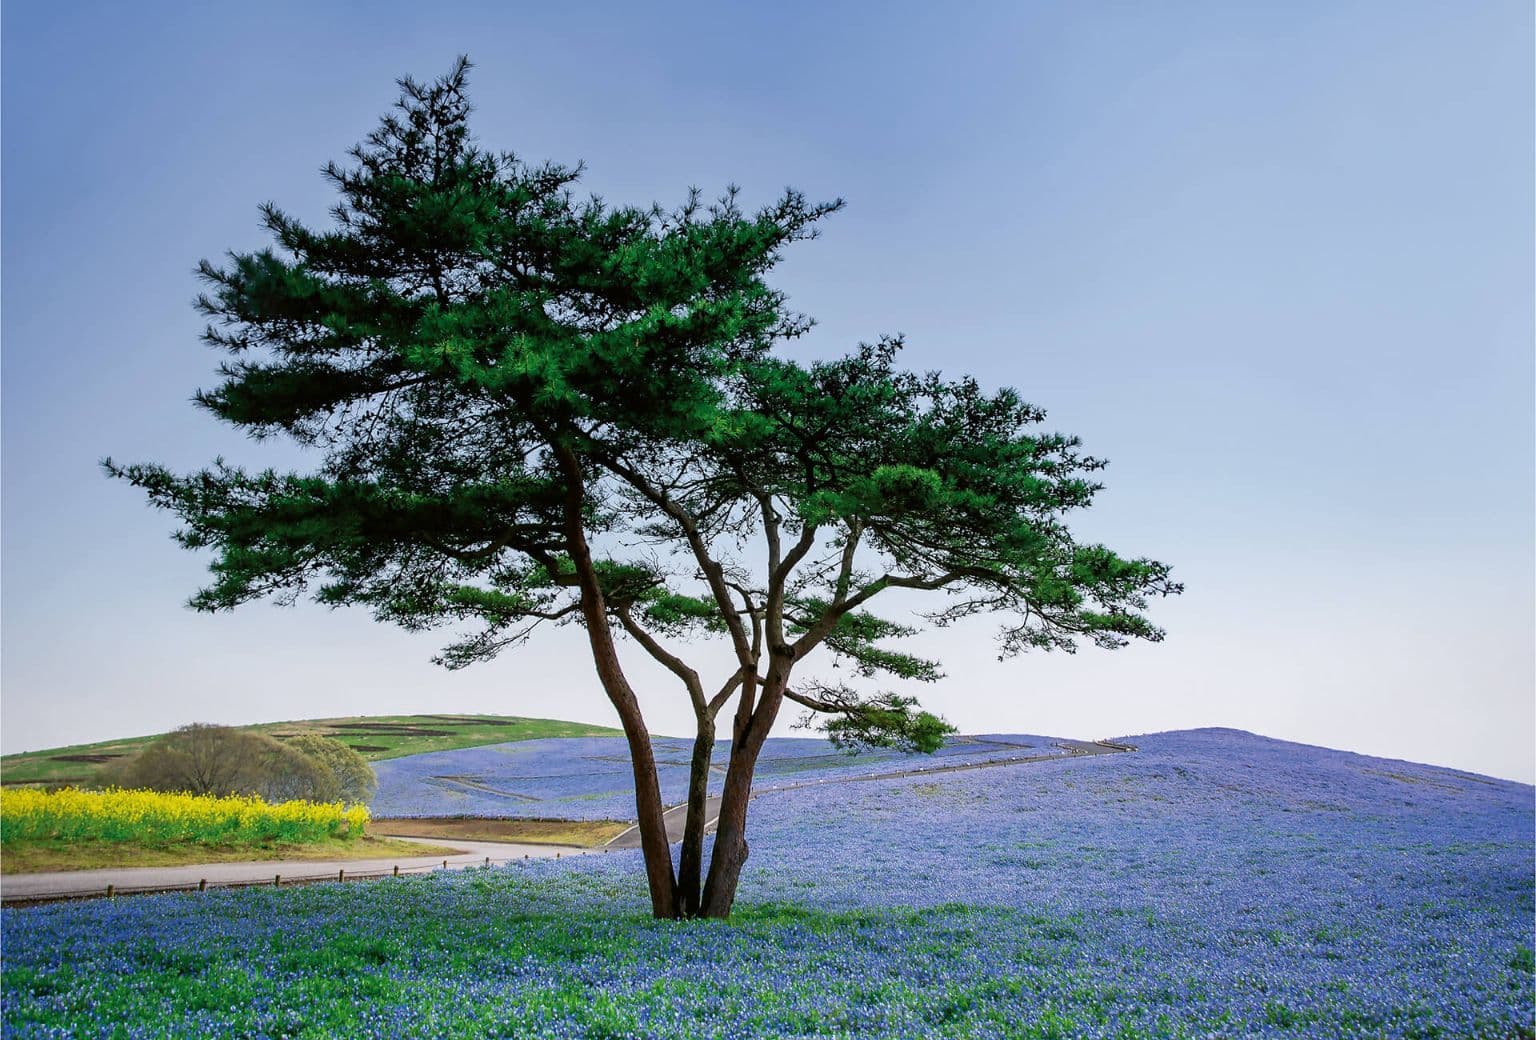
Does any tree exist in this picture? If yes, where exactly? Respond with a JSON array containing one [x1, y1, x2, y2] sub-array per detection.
[[245, 737, 340, 803], [111, 723, 266, 797], [286, 734, 377, 804], [108, 59, 1180, 919], [112, 723, 338, 803]]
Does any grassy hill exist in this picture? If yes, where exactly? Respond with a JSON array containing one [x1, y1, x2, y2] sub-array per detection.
[[0, 714, 622, 788]]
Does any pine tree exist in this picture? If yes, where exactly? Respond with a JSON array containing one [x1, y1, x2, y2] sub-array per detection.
[[109, 59, 1180, 918]]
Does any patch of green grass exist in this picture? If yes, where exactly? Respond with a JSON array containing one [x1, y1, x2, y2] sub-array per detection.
[[0, 714, 623, 787]]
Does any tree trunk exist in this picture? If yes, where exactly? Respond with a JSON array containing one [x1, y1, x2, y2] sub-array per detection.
[[553, 440, 678, 918], [698, 746, 756, 918], [608, 693, 680, 919], [676, 716, 716, 917], [699, 667, 787, 918], [576, 609, 678, 917]]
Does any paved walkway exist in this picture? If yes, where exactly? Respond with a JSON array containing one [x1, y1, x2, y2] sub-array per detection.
[[0, 836, 594, 906]]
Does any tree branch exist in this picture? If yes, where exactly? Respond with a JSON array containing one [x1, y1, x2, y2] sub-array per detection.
[[615, 603, 707, 716], [595, 453, 756, 666], [791, 567, 1001, 658], [708, 670, 746, 719]]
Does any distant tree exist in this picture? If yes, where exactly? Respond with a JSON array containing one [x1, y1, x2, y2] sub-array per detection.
[[246, 738, 339, 803], [112, 723, 339, 803], [285, 734, 377, 804], [112, 724, 266, 797], [107, 59, 1179, 918]]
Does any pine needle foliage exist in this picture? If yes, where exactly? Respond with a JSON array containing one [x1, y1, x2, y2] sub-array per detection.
[[107, 59, 1179, 917]]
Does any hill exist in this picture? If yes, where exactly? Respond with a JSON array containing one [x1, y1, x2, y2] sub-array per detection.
[[0, 714, 622, 788], [3, 727, 1529, 1037], [368, 732, 1073, 821]]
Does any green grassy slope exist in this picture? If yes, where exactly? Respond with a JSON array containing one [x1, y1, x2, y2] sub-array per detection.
[[0, 714, 622, 788]]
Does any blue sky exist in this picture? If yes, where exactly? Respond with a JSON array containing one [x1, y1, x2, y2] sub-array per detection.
[[3, 1, 1531, 781]]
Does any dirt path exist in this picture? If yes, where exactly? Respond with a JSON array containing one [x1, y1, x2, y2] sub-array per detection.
[[0, 836, 595, 907], [604, 739, 1132, 848]]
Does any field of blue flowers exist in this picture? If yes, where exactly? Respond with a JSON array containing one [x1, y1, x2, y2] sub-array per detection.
[[370, 733, 1067, 820], [3, 728, 1531, 1038]]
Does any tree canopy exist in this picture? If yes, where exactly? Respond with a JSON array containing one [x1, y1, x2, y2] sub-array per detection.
[[284, 734, 377, 805], [109, 58, 1180, 918], [112, 724, 338, 804]]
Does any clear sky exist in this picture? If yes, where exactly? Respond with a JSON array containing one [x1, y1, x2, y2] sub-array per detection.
[[3, 1, 1531, 782]]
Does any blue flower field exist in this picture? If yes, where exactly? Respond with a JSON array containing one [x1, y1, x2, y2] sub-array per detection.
[[3, 729, 1531, 1038], [370, 733, 1067, 820]]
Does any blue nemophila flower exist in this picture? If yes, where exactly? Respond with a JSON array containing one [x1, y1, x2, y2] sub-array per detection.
[[369, 734, 1065, 820], [3, 729, 1531, 1038]]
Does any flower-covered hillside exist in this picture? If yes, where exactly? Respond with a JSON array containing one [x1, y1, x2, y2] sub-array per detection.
[[3, 728, 1530, 1039], [369, 733, 1069, 820]]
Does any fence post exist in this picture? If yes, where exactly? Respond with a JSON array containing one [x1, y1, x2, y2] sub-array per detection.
[[338, 869, 344, 883], [198, 879, 207, 892], [393, 864, 400, 877], [105, 884, 114, 898], [274, 874, 281, 887]]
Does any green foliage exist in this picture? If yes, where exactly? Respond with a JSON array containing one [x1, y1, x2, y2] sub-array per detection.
[[104, 58, 1179, 898], [639, 593, 724, 636], [248, 739, 339, 804], [787, 603, 941, 682], [108, 724, 338, 803], [284, 734, 377, 804], [812, 691, 956, 754]]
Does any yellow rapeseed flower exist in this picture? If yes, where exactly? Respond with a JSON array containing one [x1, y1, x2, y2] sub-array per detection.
[[0, 787, 370, 845]]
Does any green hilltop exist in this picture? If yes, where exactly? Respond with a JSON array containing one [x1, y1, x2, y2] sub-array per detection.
[[0, 714, 622, 788]]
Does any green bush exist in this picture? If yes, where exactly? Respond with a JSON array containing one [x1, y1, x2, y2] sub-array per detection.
[[284, 734, 377, 804]]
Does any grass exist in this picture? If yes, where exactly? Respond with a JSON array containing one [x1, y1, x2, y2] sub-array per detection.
[[11, 879, 1524, 1039], [0, 713, 623, 787], [3, 886, 1104, 1038], [369, 817, 630, 848], [4, 729, 1530, 1039], [0, 834, 463, 874]]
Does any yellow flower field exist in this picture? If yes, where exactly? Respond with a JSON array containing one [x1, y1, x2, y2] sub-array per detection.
[[0, 787, 369, 846]]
